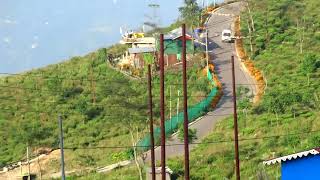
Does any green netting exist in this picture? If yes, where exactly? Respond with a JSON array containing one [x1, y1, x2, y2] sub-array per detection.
[[138, 73, 218, 151]]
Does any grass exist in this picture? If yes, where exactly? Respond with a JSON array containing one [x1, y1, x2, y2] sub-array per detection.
[[57, 0, 320, 178], [0, 42, 211, 180], [66, 165, 141, 180], [165, 0, 320, 179]]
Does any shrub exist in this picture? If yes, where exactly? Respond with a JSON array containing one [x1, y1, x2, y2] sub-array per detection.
[[63, 87, 84, 98], [177, 124, 197, 143], [300, 54, 319, 74], [85, 107, 103, 120]]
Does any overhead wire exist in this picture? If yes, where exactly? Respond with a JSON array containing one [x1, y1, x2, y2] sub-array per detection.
[[5, 128, 319, 167], [61, 129, 320, 149]]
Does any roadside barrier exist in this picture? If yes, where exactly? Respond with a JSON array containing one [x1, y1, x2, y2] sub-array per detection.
[[138, 69, 220, 151], [234, 16, 266, 103]]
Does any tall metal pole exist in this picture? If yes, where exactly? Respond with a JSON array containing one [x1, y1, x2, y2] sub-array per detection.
[[176, 90, 180, 127], [159, 34, 166, 180], [170, 86, 172, 131], [231, 56, 240, 180], [147, 64, 156, 180], [206, 29, 209, 77], [182, 24, 190, 180], [58, 115, 66, 180]]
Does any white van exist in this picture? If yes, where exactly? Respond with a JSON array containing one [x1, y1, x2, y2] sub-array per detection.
[[221, 29, 233, 43]]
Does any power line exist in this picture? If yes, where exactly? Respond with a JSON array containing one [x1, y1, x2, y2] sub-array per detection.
[[62, 129, 320, 150], [4, 128, 320, 167], [0, 92, 280, 109], [0, 83, 266, 98], [0, 108, 148, 118], [0, 97, 149, 108], [0, 107, 235, 117], [0, 77, 268, 87]]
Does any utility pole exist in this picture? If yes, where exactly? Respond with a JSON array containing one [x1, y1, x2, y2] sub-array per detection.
[[37, 156, 43, 180], [231, 56, 240, 180], [159, 34, 166, 180], [58, 115, 66, 180], [170, 86, 172, 131], [147, 64, 156, 180], [206, 29, 209, 78], [176, 90, 180, 131], [90, 62, 96, 104], [176, 90, 180, 123], [27, 146, 31, 180], [144, 3, 160, 31], [182, 24, 190, 180]]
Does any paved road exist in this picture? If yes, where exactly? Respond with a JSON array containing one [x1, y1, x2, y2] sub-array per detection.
[[145, 2, 256, 163]]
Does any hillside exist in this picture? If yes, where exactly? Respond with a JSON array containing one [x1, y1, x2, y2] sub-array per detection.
[[166, 0, 320, 179], [0, 44, 211, 178]]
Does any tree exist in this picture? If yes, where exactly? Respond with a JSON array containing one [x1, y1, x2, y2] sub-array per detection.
[[179, 0, 201, 29], [300, 54, 319, 85]]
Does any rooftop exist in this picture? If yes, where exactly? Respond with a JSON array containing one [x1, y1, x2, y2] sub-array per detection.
[[263, 148, 320, 166], [120, 37, 155, 44], [128, 47, 155, 54], [164, 27, 193, 40]]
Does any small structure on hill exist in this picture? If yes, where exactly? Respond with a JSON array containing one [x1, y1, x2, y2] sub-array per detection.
[[120, 37, 155, 48], [263, 148, 320, 180], [118, 27, 195, 70], [127, 47, 156, 68], [159, 27, 194, 66], [118, 37, 156, 69]]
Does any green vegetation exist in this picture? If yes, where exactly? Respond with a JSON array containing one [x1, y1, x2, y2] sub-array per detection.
[[167, 0, 320, 179], [179, 0, 201, 29], [177, 125, 198, 143], [5, 0, 320, 178], [66, 165, 141, 180], [0, 43, 210, 176]]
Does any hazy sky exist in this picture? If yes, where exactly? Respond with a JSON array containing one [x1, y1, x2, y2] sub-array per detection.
[[0, 0, 222, 73]]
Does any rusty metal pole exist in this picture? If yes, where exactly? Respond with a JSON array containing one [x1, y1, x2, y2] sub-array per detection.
[[231, 56, 240, 180], [182, 24, 190, 180], [159, 34, 166, 180], [147, 64, 156, 180]]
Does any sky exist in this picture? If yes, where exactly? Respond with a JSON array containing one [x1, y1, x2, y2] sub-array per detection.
[[0, 0, 222, 73]]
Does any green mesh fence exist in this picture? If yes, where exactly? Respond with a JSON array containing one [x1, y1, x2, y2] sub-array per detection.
[[138, 73, 218, 151]]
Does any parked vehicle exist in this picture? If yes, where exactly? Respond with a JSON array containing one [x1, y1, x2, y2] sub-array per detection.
[[221, 29, 233, 43]]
